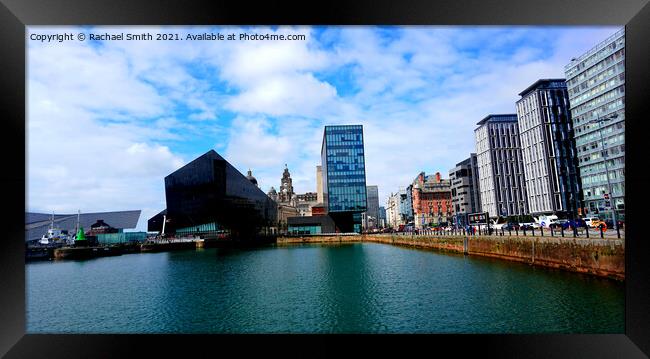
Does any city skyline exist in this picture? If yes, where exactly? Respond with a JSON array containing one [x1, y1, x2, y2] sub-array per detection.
[[27, 25, 621, 231]]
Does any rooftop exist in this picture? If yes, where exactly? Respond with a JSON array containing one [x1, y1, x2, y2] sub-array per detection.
[[518, 79, 567, 97], [476, 114, 518, 126]]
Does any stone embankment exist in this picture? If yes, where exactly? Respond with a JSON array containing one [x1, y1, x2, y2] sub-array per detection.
[[277, 234, 625, 281]]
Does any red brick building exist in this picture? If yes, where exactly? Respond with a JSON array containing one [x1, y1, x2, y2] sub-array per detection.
[[411, 172, 452, 229]]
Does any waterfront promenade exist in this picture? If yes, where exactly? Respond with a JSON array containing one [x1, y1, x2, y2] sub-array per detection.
[[277, 233, 625, 281]]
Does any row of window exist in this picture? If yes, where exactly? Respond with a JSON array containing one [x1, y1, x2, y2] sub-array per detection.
[[575, 119, 623, 146], [324, 135, 363, 146], [583, 182, 624, 198], [571, 90, 624, 124], [582, 168, 625, 185], [288, 225, 322, 235], [569, 61, 624, 97], [569, 75, 622, 108], [577, 133, 625, 154], [579, 144, 625, 163], [326, 147, 364, 156], [579, 157, 624, 175]]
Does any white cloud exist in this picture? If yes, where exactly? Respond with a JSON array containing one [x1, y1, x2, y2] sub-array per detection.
[[226, 73, 338, 117], [224, 117, 292, 168]]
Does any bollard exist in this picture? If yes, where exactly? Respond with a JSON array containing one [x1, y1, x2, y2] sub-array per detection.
[[509, 229, 512, 236], [616, 225, 620, 239], [550, 227, 554, 237], [600, 225, 604, 238], [531, 228, 535, 237], [523, 228, 526, 237], [515, 229, 518, 236], [501, 228, 504, 236], [561, 227, 564, 237], [573, 227, 578, 238], [540, 226, 544, 237], [586, 226, 589, 238]]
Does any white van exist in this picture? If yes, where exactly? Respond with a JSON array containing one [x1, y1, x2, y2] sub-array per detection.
[[583, 217, 600, 227], [535, 215, 558, 228]]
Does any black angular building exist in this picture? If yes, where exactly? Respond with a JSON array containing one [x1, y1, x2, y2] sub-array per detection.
[[148, 150, 277, 239]]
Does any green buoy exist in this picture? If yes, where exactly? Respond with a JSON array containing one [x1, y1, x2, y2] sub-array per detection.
[[75, 227, 86, 241]]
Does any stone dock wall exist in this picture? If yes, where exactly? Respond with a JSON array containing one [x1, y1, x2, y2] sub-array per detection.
[[277, 234, 625, 281]]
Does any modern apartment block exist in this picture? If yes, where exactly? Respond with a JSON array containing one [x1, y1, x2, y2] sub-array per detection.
[[321, 125, 367, 233], [449, 153, 481, 225], [475, 114, 528, 219], [516, 79, 582, 217], [565, 28, 625, 221]]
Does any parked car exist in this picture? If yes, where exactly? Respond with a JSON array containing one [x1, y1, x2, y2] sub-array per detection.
[[502, 223, 520, 231], [583, 217, 600, 228], [573, 219, 587, 228], [549, 219, 570, 229], [519, 224, 533, 231], [590, 219, 608, 230], [519, 222, 540, 230], [492, 222, 508, 230]]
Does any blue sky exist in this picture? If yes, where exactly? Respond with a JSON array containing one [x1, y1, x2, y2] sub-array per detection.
[[27, 25, 621, 231]]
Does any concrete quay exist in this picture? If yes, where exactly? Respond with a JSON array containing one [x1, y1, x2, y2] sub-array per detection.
[[277, 234, 625, 281]]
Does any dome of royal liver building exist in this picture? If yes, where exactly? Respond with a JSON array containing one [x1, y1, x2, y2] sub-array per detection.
[[246, 169, 258, 187]]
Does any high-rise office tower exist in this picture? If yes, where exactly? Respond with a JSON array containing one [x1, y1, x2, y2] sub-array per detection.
[[321, 125, 367, 233]]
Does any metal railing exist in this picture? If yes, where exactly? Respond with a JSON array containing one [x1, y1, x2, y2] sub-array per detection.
[[373, 225, 623, 239]]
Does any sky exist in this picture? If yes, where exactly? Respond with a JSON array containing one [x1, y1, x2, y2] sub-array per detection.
[[27, 25, 621, 231]]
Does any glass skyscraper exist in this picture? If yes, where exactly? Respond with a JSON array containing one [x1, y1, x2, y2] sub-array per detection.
[[321, 125, 367, 233]]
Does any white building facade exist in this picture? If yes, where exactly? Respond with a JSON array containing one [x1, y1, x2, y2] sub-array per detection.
[[475, 114, 529, 219]]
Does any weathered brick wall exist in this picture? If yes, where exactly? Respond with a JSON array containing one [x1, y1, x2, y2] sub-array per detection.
[[277, 234, 625, 280]]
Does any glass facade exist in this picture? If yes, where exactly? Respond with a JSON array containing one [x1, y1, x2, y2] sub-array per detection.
[[287, 225, 322, 235], [176, 221, 225, 235], [321, 125, 367, 233], [322, 125, 367, 212]]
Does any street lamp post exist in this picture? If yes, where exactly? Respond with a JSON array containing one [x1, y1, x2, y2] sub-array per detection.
[[588, 113, 619, 229]]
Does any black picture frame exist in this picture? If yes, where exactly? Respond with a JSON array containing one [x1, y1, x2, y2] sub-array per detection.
[[1, 0, 648, 357]]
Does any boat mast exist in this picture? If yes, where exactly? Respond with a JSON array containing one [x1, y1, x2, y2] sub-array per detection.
[[76, 210, 80, 236]]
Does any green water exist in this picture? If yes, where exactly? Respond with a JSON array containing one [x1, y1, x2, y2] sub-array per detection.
[[26, 243, 624, 333]]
